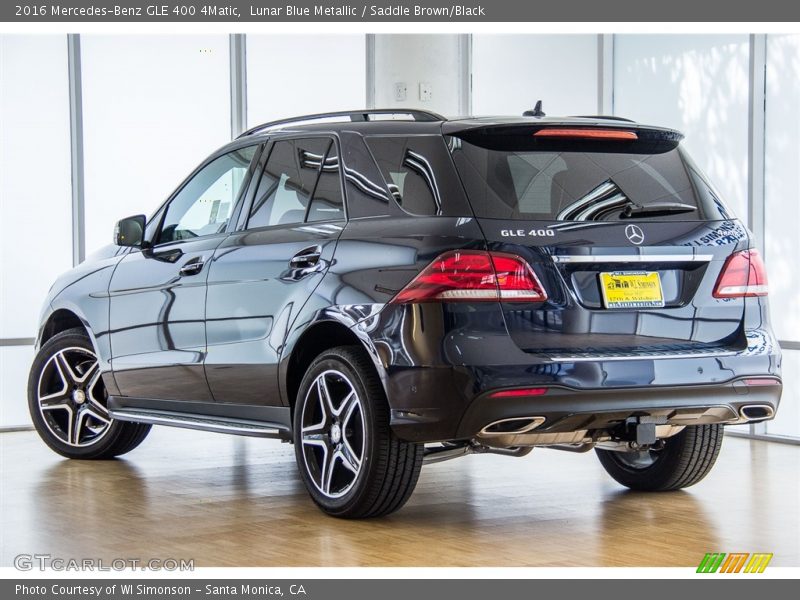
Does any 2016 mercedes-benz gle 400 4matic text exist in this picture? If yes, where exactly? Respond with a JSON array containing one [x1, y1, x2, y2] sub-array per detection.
[[29, 109, 782, 518]]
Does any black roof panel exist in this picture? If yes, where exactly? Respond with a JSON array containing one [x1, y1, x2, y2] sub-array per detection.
[[229, 109, 683, 145]]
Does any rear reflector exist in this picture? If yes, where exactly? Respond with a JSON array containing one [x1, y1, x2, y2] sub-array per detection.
[[534, 128, 638, 141], [743, 378, 780, 386], [489, 388, 548, 398], [390, 250, 547, 304], [713, 249, 768, 298]]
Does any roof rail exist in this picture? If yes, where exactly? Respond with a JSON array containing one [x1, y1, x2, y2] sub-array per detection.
[[569, 115, 636, 123], [238, 109, 446, 138]]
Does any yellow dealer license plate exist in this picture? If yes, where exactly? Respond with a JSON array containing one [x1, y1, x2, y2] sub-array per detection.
[[599, 271, 664, 309]]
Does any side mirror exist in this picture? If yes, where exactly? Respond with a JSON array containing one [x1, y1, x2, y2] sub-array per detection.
[[114, 214, 146, 248]]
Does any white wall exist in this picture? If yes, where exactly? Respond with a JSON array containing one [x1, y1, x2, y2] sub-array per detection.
[[81, 35, 231, 255], [763, 34, 800, 438], [0, 36, 72, 339], [1, 35, 73, 427], [764, 34, 800, 343], [247, 35, 366, 126], [614, 35, 750, 222], [373, 34, 464, 116], [472, 35, 599, 116]]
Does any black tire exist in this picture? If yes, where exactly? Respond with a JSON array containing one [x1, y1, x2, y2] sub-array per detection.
[[28, 328, 151, 459], [293, 345, 423, 518], [595, 424, 724, 491]]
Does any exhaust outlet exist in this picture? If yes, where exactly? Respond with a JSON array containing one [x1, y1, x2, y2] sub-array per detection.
[[479, 416, 545, 437], [739, 404, 775, 422]]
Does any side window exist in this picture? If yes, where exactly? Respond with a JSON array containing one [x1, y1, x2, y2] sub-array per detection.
[[365, 136, 446, 216], [158, 145, 258, 244], [248, 137, 343, 228]]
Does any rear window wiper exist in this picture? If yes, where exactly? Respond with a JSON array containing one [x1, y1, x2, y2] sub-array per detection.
[[622, 202, 698, 218]]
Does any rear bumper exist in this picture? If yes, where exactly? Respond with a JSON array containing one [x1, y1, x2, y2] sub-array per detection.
[[388, 372, 782, 443], [454, 379, 782, 440], [359, 305, 782, 443]]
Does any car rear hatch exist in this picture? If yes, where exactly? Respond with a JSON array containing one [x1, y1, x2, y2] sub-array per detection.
[[445, 120, 752, 362]]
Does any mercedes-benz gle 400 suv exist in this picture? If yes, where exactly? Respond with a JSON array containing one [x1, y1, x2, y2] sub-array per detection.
[[29, 109, 782, 518]]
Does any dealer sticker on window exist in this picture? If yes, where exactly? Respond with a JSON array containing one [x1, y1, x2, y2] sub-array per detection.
[[599, 271, 665, 309]]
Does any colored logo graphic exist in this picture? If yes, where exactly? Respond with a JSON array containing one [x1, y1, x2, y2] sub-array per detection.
[[697, 552, 773, 573]]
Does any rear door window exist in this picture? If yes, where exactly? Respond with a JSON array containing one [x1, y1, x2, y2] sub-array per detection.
[[248, 137, 344, 228]]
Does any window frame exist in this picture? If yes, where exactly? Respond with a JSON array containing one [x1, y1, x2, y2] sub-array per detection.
[[237, 133, 348, 233], [145, 140, 265, 249]]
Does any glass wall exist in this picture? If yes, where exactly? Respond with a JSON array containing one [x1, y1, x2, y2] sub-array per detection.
[[246, 35, 366, 127], [764, 34, 800, 438], [0, 35, 72, 340], [0, 34, 797, 439], [81, 35, 231, 255], [0, 36, 72, 427], [472, 35, 598, 116], [614, 35, 750, 222]]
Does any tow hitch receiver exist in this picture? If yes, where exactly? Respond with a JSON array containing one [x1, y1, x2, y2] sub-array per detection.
[[624, 417, 661, 446], [635, 423, 657, 446]]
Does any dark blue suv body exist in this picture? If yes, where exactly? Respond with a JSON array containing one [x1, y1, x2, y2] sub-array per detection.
[[29, 110, 782, 518]]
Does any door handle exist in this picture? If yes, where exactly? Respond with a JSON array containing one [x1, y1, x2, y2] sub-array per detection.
[[179, 261, 205, 276], [289, 247, 322, 268]]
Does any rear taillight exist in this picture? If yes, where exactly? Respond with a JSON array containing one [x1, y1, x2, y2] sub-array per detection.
[[533, 128, 638, 141], [713, 249, 768, 298], [390, 250, 547, 304]]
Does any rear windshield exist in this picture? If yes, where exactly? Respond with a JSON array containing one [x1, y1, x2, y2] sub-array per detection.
[[448, 132, 733, 221]]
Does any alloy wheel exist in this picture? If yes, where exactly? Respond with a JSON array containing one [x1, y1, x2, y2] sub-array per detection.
[[36, 347, 112, 447], [300, 369, 366, 499]]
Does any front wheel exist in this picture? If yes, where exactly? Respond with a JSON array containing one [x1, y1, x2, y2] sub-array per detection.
[[596, 424, 724, 491], [28, 328, 151, 459], [293, 346, 423, 518]]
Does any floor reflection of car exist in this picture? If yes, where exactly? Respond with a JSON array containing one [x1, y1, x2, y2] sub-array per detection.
[[28, 109, 782, 518]]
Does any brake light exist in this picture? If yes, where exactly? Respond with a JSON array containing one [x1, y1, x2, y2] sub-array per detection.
[[533, 128, 638, 141], [713, 249, 768, 298], [390, 250, 547, 304]]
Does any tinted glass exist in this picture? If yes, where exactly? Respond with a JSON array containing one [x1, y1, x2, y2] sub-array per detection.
[[158, 145, 258, 244], [248, 138, 331, 228], [307, 142, 345, 222], [338, 131, 394, 219], [449, 135, 732, 221], [365, 136, 451, 216]]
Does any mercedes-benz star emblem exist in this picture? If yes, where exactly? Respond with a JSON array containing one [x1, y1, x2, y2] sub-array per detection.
[[625, 224, 645, 245]]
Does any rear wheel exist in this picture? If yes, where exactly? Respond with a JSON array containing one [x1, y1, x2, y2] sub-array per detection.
[[293, 346, 423, 518], [28, 328, 151, 459], [595, 424, 724, 491]]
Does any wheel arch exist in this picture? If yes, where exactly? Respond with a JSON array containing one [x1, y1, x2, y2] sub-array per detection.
[[40, 308, 91, 347], [281, 317, 388, 415], [36, 304, 120, 395]]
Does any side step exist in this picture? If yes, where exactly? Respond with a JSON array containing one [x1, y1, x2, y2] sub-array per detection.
[[109, 408, 291, 440]]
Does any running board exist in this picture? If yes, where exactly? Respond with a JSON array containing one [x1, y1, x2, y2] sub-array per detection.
[[109, 408, 291, 440]]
